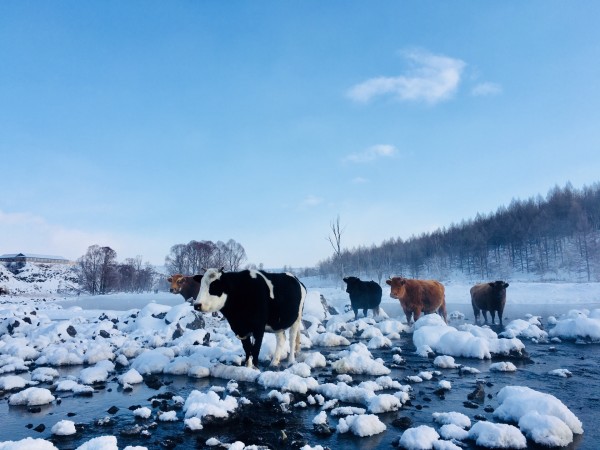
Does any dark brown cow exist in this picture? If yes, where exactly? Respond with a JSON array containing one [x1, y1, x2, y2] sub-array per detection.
[[386, 277, 447, 324], [167, 274, 201, 302], [470, 281, 509, 326]]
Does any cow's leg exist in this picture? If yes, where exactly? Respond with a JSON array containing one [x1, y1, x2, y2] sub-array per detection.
[[251, 329, 265, 368], [287, 317, 303, 364], [473, 306, 481, 324], [403, 307, 412, 325], [482, 310, 489, 324], [271, 331, 286, 366], [353, 308, 359, 320], [438, 302, 448, 323], [413, 307, 423, 322], [363, 308, 368, 318], [240, 336, 254, 368], [373, 306, 380, 318], [498, 307, 504, 327], [490, 310, 497, 325]]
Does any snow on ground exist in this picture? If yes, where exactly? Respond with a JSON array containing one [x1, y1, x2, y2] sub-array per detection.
[[0, 270, 599, 448]]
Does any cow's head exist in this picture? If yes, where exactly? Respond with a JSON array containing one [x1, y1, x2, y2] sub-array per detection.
[[386, 276, 407, 299], [488, 280, 509, 291], [194, 268, 226, 312], [342, 276, 360, 293], [167, 274, 186, 294]]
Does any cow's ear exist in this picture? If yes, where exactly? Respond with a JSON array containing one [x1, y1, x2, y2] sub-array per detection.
[[385, 279, 392, 286], [193, 275, 203, 283], [343, 277, 348, 282], [219, 266, 225, 273], [167, 277, 172, 282], [504, 282, 510, 288], [488, 282, 495, 287]]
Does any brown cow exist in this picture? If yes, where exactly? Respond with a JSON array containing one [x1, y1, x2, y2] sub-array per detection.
[[386, 277, 447, 324], [470, 281, 509, 326], [167, 274, 202, 302]]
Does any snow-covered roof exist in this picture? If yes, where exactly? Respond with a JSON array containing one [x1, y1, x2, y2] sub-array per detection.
[[0, 253, 69, 261]]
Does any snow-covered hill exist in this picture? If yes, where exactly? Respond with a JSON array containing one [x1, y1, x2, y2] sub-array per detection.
[[0, 263, 80, 296]]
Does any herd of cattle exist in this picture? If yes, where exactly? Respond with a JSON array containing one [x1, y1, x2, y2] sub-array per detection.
[[167, 271, 509, 369]]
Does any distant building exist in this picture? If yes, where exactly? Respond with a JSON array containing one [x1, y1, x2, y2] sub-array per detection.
[[0, 253, 71, 265]]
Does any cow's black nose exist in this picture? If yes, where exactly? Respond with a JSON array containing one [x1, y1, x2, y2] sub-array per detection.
[[169, 289, 174, 293], [193, 304, 202, 312]]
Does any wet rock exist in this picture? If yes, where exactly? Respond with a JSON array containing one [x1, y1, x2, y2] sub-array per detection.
[[66, 325, 77, 337], [484, 405, 495, 413], [99, 329, 110, 339], [203, 332, 211, 346], [313, 422, 334, 436], [107, 405, 119, 414], [392, 416, 413, 429], [152, 312, 167, 320], [474, 414, 487, 421], [185, 311, 205, 330], [463, 401, 479, 409], [27, 406, 42, 413], [144, 374, 164, 390], [22, 317, 32, 325], [467, 381, 485, 402], [95, 417, 114, 427], [33, 424, 45, 432], [67, 412, 77, 417], [120, 424, 145, 436]]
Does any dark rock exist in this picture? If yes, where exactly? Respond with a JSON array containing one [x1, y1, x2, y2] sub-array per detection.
[[484, 405, 495, 413], [467, 381, 485, 402], [67, 412, 77, 417], [144, 375, 164, 390], [107, 406, 119, 414], [27, 406, 42, 413], [99, 330, 110, 339], [392, 416, 413, 429], [22, 317, 32, 325], [463, 401, 479, 409], [66, 325, 77, 337], [313, 423, 334, 436], [33, 424, 45, 432], [474, 414, 487, 421]]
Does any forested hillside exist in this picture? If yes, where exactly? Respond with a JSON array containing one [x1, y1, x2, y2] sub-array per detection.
[[318, 183, 600, 283]]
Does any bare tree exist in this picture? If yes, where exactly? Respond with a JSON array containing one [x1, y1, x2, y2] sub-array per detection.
[[328, 215, 345, 285]]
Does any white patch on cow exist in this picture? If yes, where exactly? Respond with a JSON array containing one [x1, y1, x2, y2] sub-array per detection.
[[251, 270, 274, 299], [194, 268, 227, 312]]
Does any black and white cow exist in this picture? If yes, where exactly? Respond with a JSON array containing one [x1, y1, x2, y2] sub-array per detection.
[[343, 276, 383, 320], [193, 268, 306, 368]]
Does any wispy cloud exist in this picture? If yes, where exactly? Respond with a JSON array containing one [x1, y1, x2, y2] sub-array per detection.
[[300, 195, 324, 208], [344, 144, 397, 163], [0, 209, 113, 260], [347, 49, 466, 105], [352, 176, 368, 184], [471, 82, 502, 96]]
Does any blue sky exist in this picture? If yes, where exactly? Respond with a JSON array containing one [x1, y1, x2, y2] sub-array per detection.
[[1, 1, 600, 269]]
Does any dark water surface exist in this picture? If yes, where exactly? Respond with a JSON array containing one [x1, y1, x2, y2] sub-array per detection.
[[1, 302, 599, 449]]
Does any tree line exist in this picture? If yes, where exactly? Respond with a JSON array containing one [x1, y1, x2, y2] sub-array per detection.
[[318, 182, 600, 283], [77, 238, 247, 295]]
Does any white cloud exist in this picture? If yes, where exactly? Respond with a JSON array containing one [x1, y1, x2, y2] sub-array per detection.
[[471, 82, 502, 96], [0, 209, 114, 261], [300, 195, 324, 208], [347, 49, 466, 105], [352, 177, 368, 184], [344, 144, 397, 163]]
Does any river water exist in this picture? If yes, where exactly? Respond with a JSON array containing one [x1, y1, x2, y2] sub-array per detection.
[[0, 296, 598, 449]]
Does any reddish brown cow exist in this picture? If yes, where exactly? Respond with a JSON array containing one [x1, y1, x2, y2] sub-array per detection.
[[167, 274, 202, 302], [386, 277, 447, 324]]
